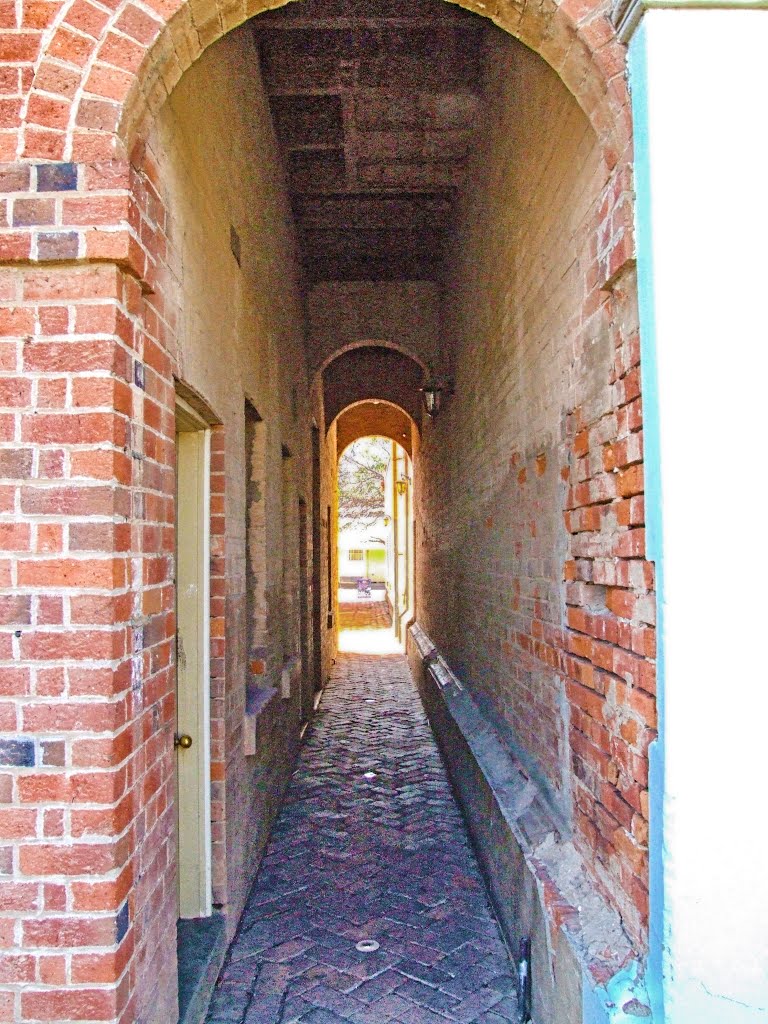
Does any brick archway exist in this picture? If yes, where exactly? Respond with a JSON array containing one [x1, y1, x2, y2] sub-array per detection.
[[0, 0, 647, 1020], [316, 340, 429, 378], [323, 346, 425, 430], [335, 400, 416, 458], [0, 0, 635, 296], [15, 0, 630, 166]]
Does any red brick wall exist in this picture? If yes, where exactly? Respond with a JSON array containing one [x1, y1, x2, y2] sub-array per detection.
[[0, 0, 635, 1017], [208, 423, 227, 907], [564, 267, 653, 940], [0, 256, 168, 1024], [0, 25, 333, 1024], [415, 35, 652, 946], [136, 24, 326, 1015]]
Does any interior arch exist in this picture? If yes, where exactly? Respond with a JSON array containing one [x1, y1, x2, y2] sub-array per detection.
[[323, 346, 425, 431], [316, 339, 429, 378], [335, 400, 416, 458]]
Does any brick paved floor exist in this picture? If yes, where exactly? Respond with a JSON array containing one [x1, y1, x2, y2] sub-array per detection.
[[337, 594, 392, 632], [205, 603, 519, 1024]]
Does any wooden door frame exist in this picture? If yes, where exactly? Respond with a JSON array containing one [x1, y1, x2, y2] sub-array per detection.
[[311, 426, 323, 692], [175, 395, 212, 919]]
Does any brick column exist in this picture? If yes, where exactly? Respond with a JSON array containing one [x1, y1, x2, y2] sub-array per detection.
[[0, 163, 177, 1023]]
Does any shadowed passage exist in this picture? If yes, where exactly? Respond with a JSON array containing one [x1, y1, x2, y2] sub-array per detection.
[[206, 599, 520, 1024]]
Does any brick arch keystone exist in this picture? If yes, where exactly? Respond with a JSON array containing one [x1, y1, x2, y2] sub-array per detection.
[[20, 0, 631, 164]]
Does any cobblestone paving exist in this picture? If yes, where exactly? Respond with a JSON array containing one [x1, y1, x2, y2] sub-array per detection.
[[206, 602, 519, 1024]]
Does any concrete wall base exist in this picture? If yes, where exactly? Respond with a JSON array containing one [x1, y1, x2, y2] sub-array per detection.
[[177, 915, 227, 1024], [407, 624, 652, 1024]]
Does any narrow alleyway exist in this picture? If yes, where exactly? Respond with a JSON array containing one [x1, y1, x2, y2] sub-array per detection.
[[205, 600, 519, 1024]]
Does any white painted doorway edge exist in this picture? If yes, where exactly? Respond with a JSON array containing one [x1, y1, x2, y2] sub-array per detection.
[[175, 394, 213, 919]]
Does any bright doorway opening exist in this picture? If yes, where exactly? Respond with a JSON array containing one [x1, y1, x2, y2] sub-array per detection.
[[337, 436, 413, 654]]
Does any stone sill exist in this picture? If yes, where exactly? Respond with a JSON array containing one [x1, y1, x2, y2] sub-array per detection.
[[243, 682, 278, 756], [410, 623, 565, 851], [281, 655, 302, 700], [408, 622, 651, 1022]]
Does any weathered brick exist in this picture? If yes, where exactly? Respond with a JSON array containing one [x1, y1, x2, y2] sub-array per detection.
[[0, 5, 644, 1022]]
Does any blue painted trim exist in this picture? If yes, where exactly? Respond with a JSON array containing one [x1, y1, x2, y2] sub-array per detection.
[[583, 961, 652, 1024], [627, 22, 666, 1024]]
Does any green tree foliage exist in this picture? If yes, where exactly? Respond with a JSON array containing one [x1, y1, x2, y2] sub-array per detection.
[[338, 437, 391, 530]]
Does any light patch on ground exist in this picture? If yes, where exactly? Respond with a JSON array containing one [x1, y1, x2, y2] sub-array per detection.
[[337, 593, 402, 655]]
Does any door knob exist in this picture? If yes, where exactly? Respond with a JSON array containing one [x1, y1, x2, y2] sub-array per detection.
[[174, 733, 193, 749]]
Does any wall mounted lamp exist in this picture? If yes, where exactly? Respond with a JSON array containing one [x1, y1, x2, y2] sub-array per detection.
[[395, 478, 408, 497], [419, 378, 454, 418]]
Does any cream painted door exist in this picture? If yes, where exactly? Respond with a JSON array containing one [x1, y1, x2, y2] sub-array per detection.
[[175, 398, 212, 919]]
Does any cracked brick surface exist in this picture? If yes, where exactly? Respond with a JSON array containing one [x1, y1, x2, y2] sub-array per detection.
[[206, 603, 519, 1024]]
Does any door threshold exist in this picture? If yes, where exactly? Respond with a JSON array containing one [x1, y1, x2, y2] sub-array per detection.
[[177, 913, 227, 1024]]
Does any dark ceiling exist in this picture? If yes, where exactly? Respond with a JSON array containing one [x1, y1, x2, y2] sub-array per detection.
[[252, 0, 490, 282]]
